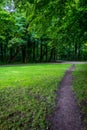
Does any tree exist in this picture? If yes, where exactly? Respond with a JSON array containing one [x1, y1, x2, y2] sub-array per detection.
[[0, 0, 87, 63]]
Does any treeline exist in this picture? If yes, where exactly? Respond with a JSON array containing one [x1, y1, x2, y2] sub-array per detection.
[[0, 0, 87, 63]]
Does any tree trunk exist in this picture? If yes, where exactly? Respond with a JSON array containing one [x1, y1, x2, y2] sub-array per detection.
[[22, 46, 26, 63], [49, 48, 54, 62], [36, 43, 39, 62], [40, 43, 43, 62], [8, 47, 20, 63], [27, 40, 32, 62], [4, 44, 7, 63], [45, 44, 48, 62], [74, 42, 78, 60], [33, 42, 36, 62], [78, 43, 81, 60], [10, 48, 13, 62], [0, 43, 4, 62]]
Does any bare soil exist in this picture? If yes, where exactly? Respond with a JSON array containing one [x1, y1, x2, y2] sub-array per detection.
[[49, 65, 82, 130]]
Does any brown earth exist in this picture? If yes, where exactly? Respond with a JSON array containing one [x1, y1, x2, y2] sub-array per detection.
[[49, 65, 83, 130]]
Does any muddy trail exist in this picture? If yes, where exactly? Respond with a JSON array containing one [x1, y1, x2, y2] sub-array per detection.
[[50, 65, 82, 130]]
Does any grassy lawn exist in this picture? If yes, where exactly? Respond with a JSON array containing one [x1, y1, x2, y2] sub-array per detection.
[[0, 64, 71, 130], [73, 64, 87, 130]]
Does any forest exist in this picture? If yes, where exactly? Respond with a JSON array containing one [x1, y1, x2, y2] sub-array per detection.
[[0, 0, 87, 64]]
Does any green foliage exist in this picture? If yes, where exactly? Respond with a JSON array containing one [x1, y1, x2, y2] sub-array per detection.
[[0, 0, 87, 63], [8, 37, 27, 47], [0, 64, 71, 130]]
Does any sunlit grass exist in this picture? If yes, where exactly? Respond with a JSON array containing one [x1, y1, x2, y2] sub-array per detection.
[[0, 64, 71, 130]]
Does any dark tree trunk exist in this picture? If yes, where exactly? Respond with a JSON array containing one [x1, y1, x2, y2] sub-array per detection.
[[8, 47, 20, 63], [4, 44, 7, 63], [74, 42, 78, 60], [33, 42, 36, 62], [40, 43, 43, 62], [22, 46, 26, 63], [0, 43, 4, 62], [49, 48, 54, 62], [10, 48, 13, 62], [78, 43, 81, 60], [45, 44, 48, 62], [27, 40, 32, 62], [54, 49, 56, 61], [36, 43, 39, 61]]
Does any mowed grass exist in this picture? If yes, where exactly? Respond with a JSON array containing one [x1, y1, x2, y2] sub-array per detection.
[[0, 64, 71, 130], [73, 64, 87, 130]]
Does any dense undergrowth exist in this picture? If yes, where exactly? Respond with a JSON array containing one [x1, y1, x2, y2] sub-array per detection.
[[0, 64, 71, 130], [73, 64, 87, 130]]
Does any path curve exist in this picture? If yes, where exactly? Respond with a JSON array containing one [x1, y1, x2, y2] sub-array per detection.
[[62, 61, 87, 64], [50, 65, 82, 130]]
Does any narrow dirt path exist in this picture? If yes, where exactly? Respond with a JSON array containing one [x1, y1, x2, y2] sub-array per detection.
[[50, 65, 82, 130]]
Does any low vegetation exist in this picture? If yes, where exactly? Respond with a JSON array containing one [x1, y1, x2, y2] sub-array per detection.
[[0, 64, 71, 130], [73, 64, 87, 130]]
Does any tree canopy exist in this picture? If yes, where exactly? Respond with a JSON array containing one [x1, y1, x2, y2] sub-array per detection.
[[0, 0, 87, 63]]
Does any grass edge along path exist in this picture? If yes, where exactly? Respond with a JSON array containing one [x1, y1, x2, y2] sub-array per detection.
[[73, 64, 87, 130], [0, 64, 71, 130]]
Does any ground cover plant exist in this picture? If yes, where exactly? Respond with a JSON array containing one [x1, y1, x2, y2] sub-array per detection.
[[73, 64, 87, 130], [0, 64, 71, 130]]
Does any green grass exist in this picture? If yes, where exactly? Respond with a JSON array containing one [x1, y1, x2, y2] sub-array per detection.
[[73, 64, 87, 130], [0, 64, 71, 130]]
